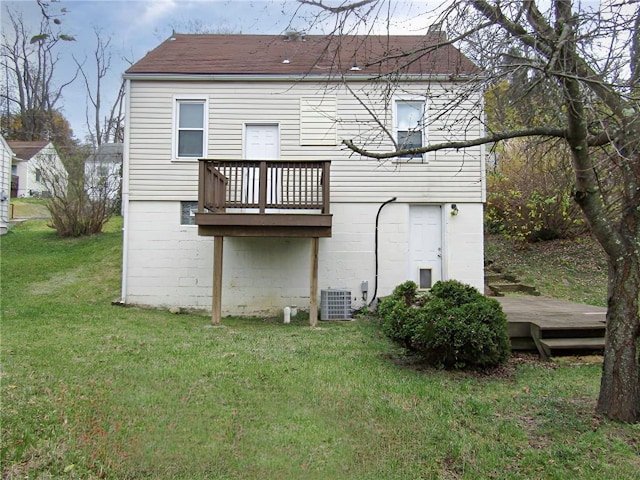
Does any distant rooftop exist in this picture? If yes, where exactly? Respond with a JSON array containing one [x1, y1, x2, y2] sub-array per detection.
[[126, 34, 479, 77], [7, 140, 50, 161], [86, 143, 123, 164]]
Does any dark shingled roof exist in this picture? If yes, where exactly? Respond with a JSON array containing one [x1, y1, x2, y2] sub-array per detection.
[[126, 34, 479, 77], [7, 140, 50, 161]]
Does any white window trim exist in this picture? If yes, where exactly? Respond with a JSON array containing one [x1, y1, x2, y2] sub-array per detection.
[[392, 95, 428, 163], [172, 95, 209, 162]]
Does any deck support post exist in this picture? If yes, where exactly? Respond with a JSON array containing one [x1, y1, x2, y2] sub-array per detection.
[[212, 236, 224, 325], [309, 237, 319, 327]]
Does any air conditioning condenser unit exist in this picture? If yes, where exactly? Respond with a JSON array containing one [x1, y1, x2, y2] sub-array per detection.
[[320, 289, 352, 321]]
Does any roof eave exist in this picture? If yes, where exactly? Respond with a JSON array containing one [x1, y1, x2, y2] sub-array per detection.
[[122, 72, 481, 82]]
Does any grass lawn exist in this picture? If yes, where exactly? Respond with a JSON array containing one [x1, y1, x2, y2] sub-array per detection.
[[485, 234, 608, 307], [1, 220, 638, 479], [8, 198, 50, 219]]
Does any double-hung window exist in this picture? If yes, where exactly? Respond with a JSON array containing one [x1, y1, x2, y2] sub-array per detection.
[[175, 98, 207, 159], [394, 98, 426, 162]]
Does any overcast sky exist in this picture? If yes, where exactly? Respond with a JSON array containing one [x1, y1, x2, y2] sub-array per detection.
[[2, 0, 439, 142]]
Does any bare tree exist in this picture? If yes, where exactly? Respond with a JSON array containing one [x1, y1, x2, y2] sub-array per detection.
[[0, 5, 77, 141], [35, 144, 118, 237], [302, 0, 640, 422], [103, 80, 125, 144], [74, 28, 125, 147]]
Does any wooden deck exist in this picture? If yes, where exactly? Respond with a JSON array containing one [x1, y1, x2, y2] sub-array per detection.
[[195, 159, 332, 326], [497, 296, 606, 360], [196, 159, 331, 237]]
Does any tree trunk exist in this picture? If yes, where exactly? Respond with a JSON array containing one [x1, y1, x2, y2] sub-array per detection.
[[596, 251, 640, 423]]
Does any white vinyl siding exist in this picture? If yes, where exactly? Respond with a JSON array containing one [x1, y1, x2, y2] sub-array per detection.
[[128, 81, 483, 203], [300, 96, 337, 146], [0, 137, 11, 234]]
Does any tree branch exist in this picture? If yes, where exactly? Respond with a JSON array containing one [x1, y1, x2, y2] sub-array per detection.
[[470, 0, 631, 119], [630, 4, 640, 91], [298, 0, 377, 14], [341, 80, 397, 149], [343, 126, 567, 159], [361, 21, 493, 71]]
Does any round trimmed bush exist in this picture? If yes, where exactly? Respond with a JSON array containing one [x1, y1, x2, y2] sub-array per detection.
[[378, 280, 510, 369], [378, 281, 420, 349]]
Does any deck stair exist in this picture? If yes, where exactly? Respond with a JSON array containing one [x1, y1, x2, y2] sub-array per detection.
[[497, 296, 607, 360], [530, 320, 605, 361]]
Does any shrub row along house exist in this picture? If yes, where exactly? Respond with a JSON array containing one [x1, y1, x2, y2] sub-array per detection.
[[120, 33, 485, 324]]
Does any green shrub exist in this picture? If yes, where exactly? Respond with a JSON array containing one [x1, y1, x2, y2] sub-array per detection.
[[485, 140, 587, 242], [378, 281, 420, 348], [378, 280, 510, 369], [430, 279, 484, 307]]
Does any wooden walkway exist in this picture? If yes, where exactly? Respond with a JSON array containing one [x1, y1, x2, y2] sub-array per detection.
[[496, 296, 606, 360]]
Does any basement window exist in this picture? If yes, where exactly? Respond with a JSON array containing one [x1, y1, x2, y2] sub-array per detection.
[[180, 201, 198, 225]]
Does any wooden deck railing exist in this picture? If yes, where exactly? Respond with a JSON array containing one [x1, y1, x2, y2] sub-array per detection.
[[198, 159, 331, 214]]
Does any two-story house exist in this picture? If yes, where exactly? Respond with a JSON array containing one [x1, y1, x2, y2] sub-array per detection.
[[121, 33, 485, 324]]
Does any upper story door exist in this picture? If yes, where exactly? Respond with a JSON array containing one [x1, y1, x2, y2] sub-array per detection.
[[243, 124, 280, 207], [245, 124, 279, 159]]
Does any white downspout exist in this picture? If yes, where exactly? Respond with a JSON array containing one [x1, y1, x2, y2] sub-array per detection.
[[120, 78, 132, 303]]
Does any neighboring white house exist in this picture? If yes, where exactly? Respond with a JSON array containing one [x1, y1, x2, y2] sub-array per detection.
[[8, 140, 66, 197], [121, 34, 485, 320], [84, 142, 123, 203], [0, 135, 13, 234]]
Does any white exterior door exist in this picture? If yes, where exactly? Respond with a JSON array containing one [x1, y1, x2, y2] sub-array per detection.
[[245, 124, 279, 159], [244, 124, 280, 206], [409, 205, 442, 288]]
